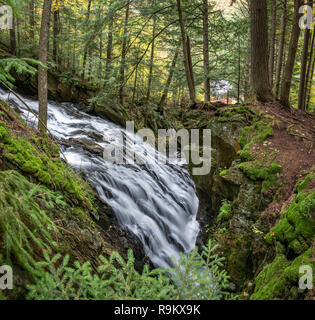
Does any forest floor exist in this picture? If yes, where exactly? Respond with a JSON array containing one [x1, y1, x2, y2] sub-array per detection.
[[253, 103, 315, 222]]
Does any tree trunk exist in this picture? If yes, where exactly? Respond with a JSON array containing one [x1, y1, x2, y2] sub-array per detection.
[[82, 0, 92, 79], [105, 1, 114, 82], [132, 57, 139, 104], [16, 17, 21, 56], [237, 36, 241, 103], [29, 0, 35, 40], [38, 0, 52, 133], [99, 32, 103, 80], [298, 0, 312, 110], [53, 9, 59, 64], [10, 18, 16, 55], [306, 49, 315, 110], [280, 0, 303, 107], [275, 0, 287, 98], [203, 0, 210, 102], [250, 0, 273, 102], [159, 46, 180, 107], [146, 15, 157, 100], [176, 0, 196, 104], [305, 30, 315, 110], [268, 0, 277, 88], [119, 1, 130, 105], [244, 55, 250, 101]]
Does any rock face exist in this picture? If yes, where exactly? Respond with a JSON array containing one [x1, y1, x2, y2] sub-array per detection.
[[183, 104, 315, 299], [182, 106, 269, 289]]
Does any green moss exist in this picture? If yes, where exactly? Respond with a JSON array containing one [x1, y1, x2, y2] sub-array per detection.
[[36, 170, 52, 185], [237, 149, 254, 161], [225, 235, 252, 287], [265, 192, 315, 249], [251, 248, 315, 300], [0, 120, 96, 211], [284, 248, 315, 283], [219, 169, 228, 176], [288, 238, 309, 255], [217, 200, 232, 222], [250, 254, 290, 300], [238, 161, 282, 193], [257, 124, 274, 142], [0, 126, 9, 141], [296, 169, 315, 193], [239, 121, 274, 150], [240, 126, 251, 148]]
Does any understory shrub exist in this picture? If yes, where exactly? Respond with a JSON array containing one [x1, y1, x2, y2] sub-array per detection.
[[27, 240, 229, 300]]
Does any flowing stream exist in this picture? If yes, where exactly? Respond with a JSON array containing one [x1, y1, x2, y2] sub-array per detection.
[[0, 88, 200, 269]]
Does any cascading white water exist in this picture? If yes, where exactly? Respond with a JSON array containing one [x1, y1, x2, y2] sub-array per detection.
[[0, 88, 200, 269]]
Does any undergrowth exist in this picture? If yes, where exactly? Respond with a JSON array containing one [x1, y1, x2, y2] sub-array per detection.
[[26, 240, 230, 300]]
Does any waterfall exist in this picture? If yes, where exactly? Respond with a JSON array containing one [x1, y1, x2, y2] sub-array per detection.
[[0, 88, 199, 269]]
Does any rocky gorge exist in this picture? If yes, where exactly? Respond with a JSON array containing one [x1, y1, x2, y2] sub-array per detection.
[[0, 75, 314, 299]]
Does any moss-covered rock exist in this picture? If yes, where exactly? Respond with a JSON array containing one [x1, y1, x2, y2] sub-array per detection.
[[251, 169, 315, 300], [265, 191, 315, 253], [0, 119, 96, 211]]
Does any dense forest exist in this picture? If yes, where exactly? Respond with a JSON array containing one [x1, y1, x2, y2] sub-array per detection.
[[0, 0, 314, 302]]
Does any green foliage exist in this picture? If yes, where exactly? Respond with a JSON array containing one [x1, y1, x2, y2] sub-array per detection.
[[26, 240, 229, 300], [0, 170, 59, 277], [217, 200, 232, 222], [170, 240, 230, 300], [0, 58, 38, 87], [237, 149, 254, 161], [27, 250, 174, 300]]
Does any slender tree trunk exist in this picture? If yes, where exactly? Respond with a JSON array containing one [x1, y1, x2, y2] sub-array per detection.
[[280, 0, 303, 107], [305, 29, 314, 110], [119, 1, 130, 105], [146, 15, 157, 100], [38, 0, 52, 133], [177, 0, 196, 104], [16, 17, 21, 56], [29, 0, 35, 40], [159, 46, 180, 107], [306, 49, 315, 110], [10, 18, 16, 55], [250, 0, 272, 102], [105, 2, 114, 82], [186, 35, 194, 90], [203, 0, 210, 102], [53, 9, 59, 64], [244, 55, 250, 101], [237, 36, 241, 103], [298, 0, 312, 110], [88, 51, 93, 82], [268, 0, 277, 88], [99, 32, 103, 80], [82, 0, 92, 79], [132, 58, 139, 104], [275, 0, 287, 98]]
